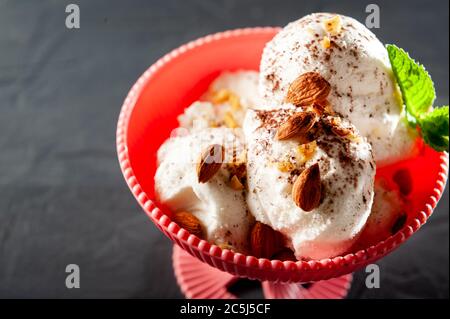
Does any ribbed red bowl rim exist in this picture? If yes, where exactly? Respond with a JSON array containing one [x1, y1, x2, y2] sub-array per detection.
[[116, 27, 449, 282]]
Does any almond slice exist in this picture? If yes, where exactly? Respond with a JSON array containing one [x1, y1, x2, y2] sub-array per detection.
[[292, 163, 322, 211], [285, 72, 331, 107], [172, 211, 205, 239], [197, 144, 225, 183], [276, 111, 318, 140]]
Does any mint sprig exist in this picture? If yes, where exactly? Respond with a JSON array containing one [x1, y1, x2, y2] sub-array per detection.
[[387, 44, 448, 152], [419, 106, 449, 152]]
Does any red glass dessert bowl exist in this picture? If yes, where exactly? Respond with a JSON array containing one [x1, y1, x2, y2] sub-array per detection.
[[116, 28, 448, 285]]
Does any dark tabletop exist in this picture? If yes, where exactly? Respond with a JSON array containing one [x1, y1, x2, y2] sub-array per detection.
[[0, 0, 448, 298]]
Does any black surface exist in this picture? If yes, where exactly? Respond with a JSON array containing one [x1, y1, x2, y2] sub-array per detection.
[[0, 0, 448, 298]]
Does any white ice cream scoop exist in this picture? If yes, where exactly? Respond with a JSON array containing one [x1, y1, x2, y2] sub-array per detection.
[[155, 127, 252, 253], [243, 104, 376, 259], [259, 13, 417, 166]]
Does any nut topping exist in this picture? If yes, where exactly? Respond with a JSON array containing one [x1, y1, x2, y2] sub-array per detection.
[[276, 111, 318, 141], [285, 72, 331, 107], [197, 144, 225, 183], [292, 163, 322, 211]]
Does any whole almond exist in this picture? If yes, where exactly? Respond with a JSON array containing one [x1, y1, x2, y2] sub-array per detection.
[[285, 72, 331, 107], [250, 222, 284, 259], [276, 111, 318, 140], [292, 163, 322, 212], [197, 144, 225, 183], [172, 211, 205, 239]]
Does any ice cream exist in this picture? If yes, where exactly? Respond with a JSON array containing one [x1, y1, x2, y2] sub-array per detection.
[[243, 104, 376, 259], [155, 127, 251, 252], [177, 70, 261, 129], [259, 13, 417, 166], [155, 71, 256, 252]]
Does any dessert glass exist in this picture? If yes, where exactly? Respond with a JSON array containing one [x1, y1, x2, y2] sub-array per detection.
[[116, 28, 448, 299]]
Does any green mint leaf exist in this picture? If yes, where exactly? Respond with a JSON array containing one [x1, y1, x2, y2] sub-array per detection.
[[387, 44, 435, 118], [420, 106, 449, 136], [419, 106, 449, 151]]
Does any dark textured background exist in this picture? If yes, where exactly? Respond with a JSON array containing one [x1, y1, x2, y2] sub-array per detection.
[[0, 0, 448, 298]]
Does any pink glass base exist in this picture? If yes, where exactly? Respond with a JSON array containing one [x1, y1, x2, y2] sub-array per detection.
[[172, 245, 352, 299]]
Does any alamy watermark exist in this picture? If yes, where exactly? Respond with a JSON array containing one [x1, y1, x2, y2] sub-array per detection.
[[65, 264, 80, 289], [365, 264, 380, 288], [365, 4, 380, 29], [65, 4, 80, 29]]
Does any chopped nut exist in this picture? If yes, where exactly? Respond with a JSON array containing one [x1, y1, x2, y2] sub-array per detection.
[[320, 36, 331, 49], [224, 111, 238, 128], [228, 162, 246, 178], [227, 162, 246, 180], [297, 141, 317, 163], [328, 117, 359, 141], [211, 89, 231, 104], [230, 175, 244, 190], [323, 15, 342, 36], [277, 161, 296, 173], [226, 148, 247, 182], [228, 93, 241, 111], [211, 89, 241, 111]]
